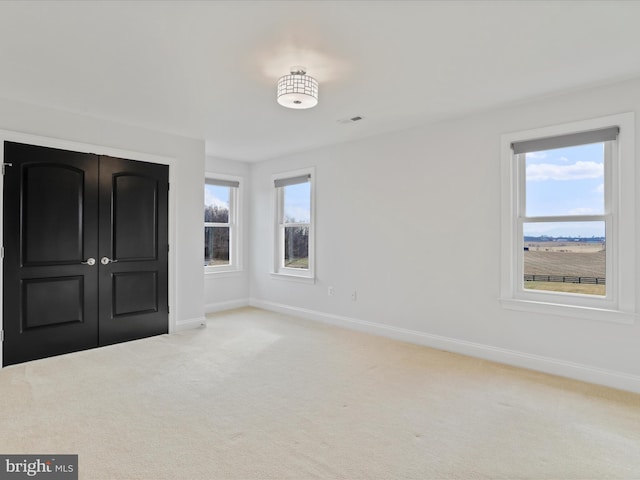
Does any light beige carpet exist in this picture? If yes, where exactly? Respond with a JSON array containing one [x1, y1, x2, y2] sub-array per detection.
[[0, 307, 639, 479]]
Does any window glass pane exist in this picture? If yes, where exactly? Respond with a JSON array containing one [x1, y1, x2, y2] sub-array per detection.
[[283, 182, 310, 223], [205, 226, 230, 266], [523, 221, 605, 296], [284, 226, 309, 269], [525, 143, 604, 217], [205, 184, 230, 223]]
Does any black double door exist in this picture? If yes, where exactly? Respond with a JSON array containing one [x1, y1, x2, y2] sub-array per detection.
[[3, 142, 169, 366]]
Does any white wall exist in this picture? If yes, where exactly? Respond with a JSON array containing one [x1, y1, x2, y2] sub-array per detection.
[[249, 77, 640, 393], [0, 97, 205, 333], [204, 156, 251, 312]]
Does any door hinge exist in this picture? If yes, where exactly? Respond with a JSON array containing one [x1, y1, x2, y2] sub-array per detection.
[[0, 330, 3, 342], [167, 305, 170, 314], [2, 163, 12, 175], [0, 246, 4, 260]]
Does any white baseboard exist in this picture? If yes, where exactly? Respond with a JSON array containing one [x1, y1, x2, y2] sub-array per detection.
[[205, 298, 250, 314], [173, 315, 207, 333], [249, 298, 640, 394]]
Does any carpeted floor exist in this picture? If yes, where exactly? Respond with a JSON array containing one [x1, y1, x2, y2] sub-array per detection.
[[1, 307, 639, 479]]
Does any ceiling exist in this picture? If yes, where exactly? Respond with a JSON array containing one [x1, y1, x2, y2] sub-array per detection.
[[0, 1, 639, 162]]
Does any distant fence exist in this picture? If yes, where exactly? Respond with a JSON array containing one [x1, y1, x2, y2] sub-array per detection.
[[524, 274, 605, 285]]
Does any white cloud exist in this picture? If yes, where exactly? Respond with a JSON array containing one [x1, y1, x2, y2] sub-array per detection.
[[205, 191, 227, 208], [594, 183, 604, 194], [526, 161, 603, 181], [569, 207, 600, 215], [526, 152, 548, 159], [284, 205, 310, 223]]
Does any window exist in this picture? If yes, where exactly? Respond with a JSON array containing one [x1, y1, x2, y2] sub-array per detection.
[[204, 176, 240, 273], [500, 113, 635, 323], [273, 169, 314, 280]]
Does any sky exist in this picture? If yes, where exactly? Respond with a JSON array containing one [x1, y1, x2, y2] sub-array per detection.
[[283, 182, 310, 223], [205, 184, 229, 210], [524, 142, 605, 238]]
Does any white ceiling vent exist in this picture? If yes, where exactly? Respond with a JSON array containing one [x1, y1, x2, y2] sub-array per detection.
[[337, 116, 364, 125]]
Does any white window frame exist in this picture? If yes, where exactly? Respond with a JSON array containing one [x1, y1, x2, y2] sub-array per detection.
[[500, 113, 636, 324], [272, 167, 315, 282], [204, 173, 241, 275]]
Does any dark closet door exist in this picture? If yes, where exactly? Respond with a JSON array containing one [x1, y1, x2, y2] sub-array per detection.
[[2, 144, 169, 366], [97, 156, 169, 346], [2, 142, 99, 365]]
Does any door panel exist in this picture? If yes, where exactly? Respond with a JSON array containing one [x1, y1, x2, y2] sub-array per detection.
[[112, 271, 158, 316], [23, 164, 86, 265], [113, 174, 158, 260], [22, 276, 84, 329], [98, 156, 168, 346], [3, 142, 99, 366]]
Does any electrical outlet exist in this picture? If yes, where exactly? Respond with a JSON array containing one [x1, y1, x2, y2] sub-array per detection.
[[328, 286, 335, 296], [351, 290, 357, 301]]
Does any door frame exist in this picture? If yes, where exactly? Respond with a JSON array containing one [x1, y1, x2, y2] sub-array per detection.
[[0, 130, 177, 368]]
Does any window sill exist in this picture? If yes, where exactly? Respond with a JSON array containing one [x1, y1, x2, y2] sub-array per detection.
[[205, 269, 243, 278], [270, 272, 316, 284], [499, 297, 636, 325]]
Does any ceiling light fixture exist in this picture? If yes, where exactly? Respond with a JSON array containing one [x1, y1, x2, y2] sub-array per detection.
[[277, 66, 318, 109]]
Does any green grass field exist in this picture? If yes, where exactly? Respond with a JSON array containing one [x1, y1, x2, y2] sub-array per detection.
[[524, 281, 605, 296], [524, 244, 605, 296], [284, 257, 309, 269], [206, 258, 230, 266]]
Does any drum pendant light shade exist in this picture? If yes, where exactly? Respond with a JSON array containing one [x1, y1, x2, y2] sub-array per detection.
[[277, 66, 318, 109]]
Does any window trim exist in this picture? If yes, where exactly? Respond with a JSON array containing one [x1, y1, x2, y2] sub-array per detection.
[[204, 172, 242, 275], [272, 167, 315, 282], [500, 113, 636, 324]]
